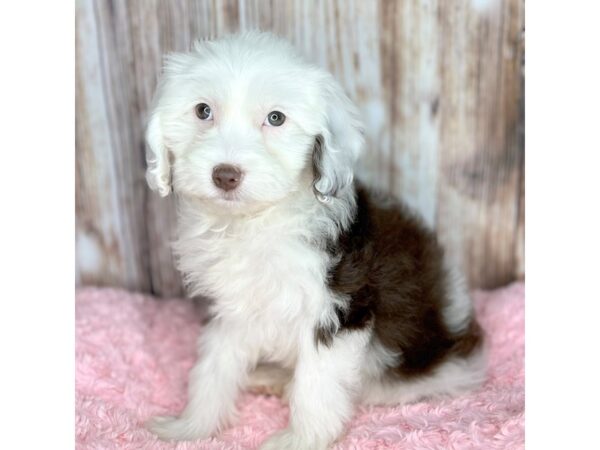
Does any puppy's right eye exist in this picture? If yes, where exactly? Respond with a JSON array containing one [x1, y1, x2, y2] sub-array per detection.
[[195, 103, 213, 120]]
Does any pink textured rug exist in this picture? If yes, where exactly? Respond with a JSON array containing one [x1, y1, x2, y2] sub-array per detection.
[[76, 283, 524, 449]]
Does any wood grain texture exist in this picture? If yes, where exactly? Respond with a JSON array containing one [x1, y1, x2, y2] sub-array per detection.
[[436, 0, 525, 287], [76, 0, 151, 291], [75, 0, 525, 295]]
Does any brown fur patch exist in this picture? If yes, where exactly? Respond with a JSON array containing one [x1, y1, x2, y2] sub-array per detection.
[[317, 184, 483, 378]]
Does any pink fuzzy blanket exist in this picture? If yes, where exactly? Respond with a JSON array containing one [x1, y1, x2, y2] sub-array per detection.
[[76, 283, 524, 449]]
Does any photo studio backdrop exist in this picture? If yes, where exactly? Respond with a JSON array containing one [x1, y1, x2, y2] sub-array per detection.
[[76, 0, 524, 297]]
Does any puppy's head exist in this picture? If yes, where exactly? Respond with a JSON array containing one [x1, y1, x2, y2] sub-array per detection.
[[146, 31, 363, 213]]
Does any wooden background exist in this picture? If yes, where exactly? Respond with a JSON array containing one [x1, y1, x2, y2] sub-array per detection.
[[76, 0, 525, 297]]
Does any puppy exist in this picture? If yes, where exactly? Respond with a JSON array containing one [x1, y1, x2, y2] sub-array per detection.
[[145, 31, 485, 450]]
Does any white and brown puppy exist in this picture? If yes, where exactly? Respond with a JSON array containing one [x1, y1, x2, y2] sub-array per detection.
[[145, 31, 485, 450]]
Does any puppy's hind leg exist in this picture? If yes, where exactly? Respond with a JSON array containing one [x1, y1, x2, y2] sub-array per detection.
[[360, 346, 487, 406]]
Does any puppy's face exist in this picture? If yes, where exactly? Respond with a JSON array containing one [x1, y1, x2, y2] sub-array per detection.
[[146, 32, 364, 214]]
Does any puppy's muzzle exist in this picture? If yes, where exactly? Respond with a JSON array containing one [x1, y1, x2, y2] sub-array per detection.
[[212, 164, 243, 191]]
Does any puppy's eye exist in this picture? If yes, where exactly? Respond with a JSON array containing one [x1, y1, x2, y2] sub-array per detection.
[[195, 103, 213, 120], [265, 111, 286, 127]]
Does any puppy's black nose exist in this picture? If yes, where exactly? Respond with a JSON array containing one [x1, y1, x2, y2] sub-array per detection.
[[212, 164, 243, 191]]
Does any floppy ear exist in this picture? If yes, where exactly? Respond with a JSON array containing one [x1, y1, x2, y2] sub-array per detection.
[[145, 101, 171, 197], [144, 51, 201, 197], [312, 78, 364, 201]]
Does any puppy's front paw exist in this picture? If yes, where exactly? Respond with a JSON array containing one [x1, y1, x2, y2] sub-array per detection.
[[145, 415, 211, 441], [260, 429, 328, 450]]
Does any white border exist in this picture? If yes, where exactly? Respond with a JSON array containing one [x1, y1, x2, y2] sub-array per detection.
[[0, 1, 74, 448], [527, 1, 600, 449]]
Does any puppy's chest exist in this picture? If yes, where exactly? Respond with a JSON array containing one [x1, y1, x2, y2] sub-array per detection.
[[188, 226, 328, 319]]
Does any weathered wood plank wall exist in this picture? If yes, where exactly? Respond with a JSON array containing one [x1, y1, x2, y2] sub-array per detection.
[[76, 0, 525, 297]]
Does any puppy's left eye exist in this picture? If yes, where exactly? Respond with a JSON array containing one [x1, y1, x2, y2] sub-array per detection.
[[264, 111, 286, 127]]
